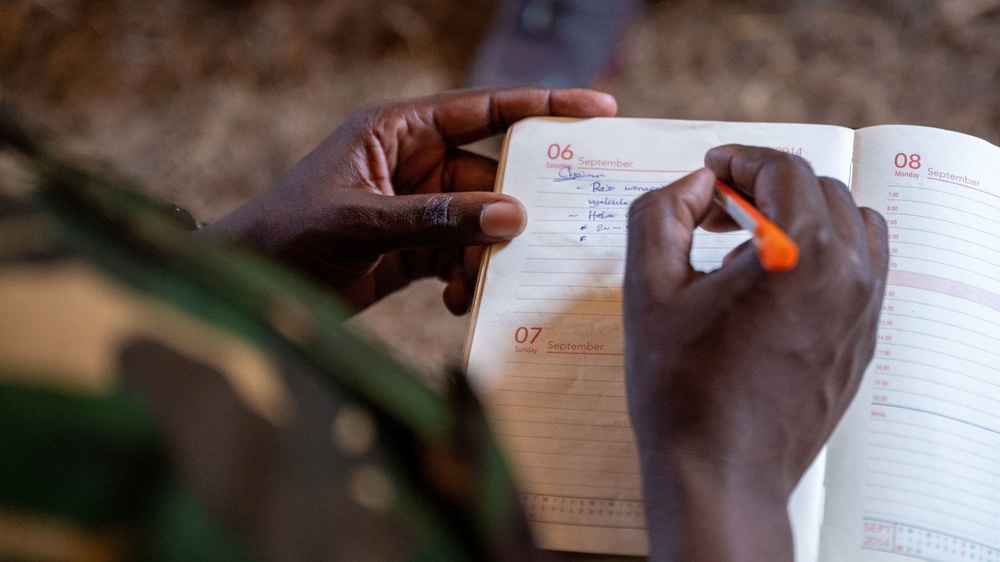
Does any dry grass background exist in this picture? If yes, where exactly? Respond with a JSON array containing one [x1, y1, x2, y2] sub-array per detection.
[[3, 0, 1000, 402], [3, 0, 1000, 559], [3, 4, 1000, 369]]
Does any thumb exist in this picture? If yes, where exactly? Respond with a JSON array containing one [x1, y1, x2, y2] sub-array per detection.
[[624, 168, 716, 298], [354, 191, 527, 251]]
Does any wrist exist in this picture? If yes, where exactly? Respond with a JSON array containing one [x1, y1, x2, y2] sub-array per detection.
[[196, 197, 278, 253], [638, 446, 794, 562]]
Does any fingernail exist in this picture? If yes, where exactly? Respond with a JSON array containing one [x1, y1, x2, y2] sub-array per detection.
[[480, 200, 526, 239], [594, 91, 618, 113]]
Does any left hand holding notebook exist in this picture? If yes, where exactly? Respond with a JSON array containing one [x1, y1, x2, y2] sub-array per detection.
[[201, 87, 617, 313]]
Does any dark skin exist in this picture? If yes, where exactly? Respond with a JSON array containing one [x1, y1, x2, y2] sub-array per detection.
[[203, 87, 887, 558], [200, 87, 618, 314], [623, 146, 888, 561]]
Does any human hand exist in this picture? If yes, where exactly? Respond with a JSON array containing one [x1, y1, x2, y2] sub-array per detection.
[[622, 146, 888, 561], [201, 87, 617, 313]]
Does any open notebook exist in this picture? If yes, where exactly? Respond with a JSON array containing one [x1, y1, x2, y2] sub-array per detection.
[[463, 117, 1000, 561]]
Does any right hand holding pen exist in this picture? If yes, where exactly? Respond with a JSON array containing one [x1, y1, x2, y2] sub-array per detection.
[[623, 145, 889, 561]]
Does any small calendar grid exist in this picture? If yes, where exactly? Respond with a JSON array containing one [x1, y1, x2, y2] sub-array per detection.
[[863, 518, 1000, 561], [520, 493, 645, 529]]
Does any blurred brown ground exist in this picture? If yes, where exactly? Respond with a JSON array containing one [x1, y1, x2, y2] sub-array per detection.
[[2, 0, 1000, 559], [3, 0, 1000, 402]]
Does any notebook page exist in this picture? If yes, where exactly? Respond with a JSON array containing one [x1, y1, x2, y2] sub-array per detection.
[[464, 117, 854, 557], [820, 125, 1000, 561]]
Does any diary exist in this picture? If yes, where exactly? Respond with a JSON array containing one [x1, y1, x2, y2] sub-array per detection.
[[464, 117, 1000, 561]]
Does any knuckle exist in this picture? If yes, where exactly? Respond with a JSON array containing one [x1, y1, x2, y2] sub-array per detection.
[[421, 194, 456, 233], [762, 146, 813, 173], [863, 207, 889, 238], [806, 227, 878, 305], [785, 152, 813, 171], [818, 176, 849, 193], [846, 256, 877, 303], [834, 246, 879, 307], [805, 223, 837, 259], [748, 145, 813, 175], [763, 152, 816, 191]]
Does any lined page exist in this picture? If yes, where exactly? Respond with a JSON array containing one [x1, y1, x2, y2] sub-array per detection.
[[464, 117, 854, 556], [821, 126, 1000, 562]]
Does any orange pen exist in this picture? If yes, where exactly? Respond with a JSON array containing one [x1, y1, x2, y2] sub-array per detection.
[[713, 179, 799, 271]]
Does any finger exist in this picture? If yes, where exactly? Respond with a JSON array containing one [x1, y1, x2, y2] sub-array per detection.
[[860, 207, 890, 276], [624, 168, 716, 298], [844, 207, 890, 410], [327, 190, 527, 253], [395, 149, 498, 197], [705, 145, 829, 231], [720, 239, 757, 268], [443, 277, 471, 315], [442, 246, 483, 315], [698, 203, 741, 233], [818, 176, 868, 250], [436, 148, 499, 194], [424, 87, 618, 147], [858, 207, 890, 369]]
